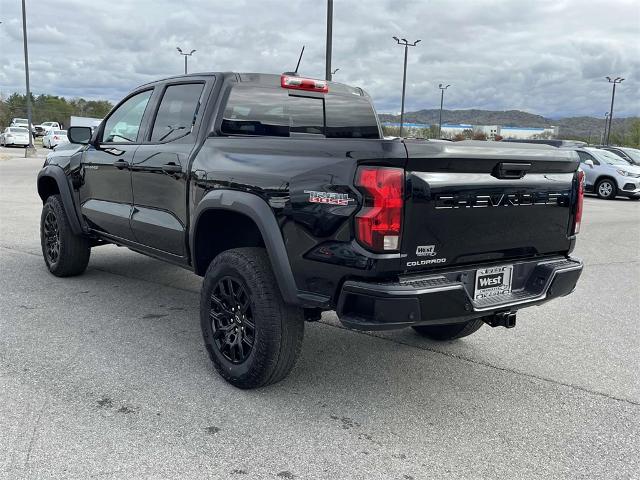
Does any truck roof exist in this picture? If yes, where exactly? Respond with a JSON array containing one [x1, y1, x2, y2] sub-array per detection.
[[137, 72, 368, 97]]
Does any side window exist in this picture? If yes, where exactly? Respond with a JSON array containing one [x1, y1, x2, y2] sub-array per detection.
[[577, 151, 598, 165], [102, 90, 153, 143], [325, 96, 380, 139], [150, 83, 205, 142]]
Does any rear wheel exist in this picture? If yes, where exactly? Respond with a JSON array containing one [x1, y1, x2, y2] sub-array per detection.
[[596, 178, 617, 199], [412, 318, 485, 341], [40, 195, 91, 277], [200, 248, 304, 389]]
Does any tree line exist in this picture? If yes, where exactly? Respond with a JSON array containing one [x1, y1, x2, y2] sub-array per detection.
[[0, 93, 113, 129]]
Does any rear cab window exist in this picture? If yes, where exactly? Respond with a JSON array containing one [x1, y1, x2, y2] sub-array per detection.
[[220, 82, 381, 139], [150, 83, 205, 142]]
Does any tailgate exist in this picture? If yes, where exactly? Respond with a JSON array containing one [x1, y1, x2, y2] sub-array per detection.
[[402, 141, 580, 271]]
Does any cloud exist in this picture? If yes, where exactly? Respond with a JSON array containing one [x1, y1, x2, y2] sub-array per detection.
[[0, 0, 638, 117]]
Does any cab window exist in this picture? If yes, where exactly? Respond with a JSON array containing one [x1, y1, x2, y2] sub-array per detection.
[[150, 83, 205, 142]]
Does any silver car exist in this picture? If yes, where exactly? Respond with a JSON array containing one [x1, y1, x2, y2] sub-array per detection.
[[573, 147, 640, 200]]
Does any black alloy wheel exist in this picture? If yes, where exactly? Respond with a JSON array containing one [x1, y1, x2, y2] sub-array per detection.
[[43, 210, 60, 264], [209, 276, 256, 364]]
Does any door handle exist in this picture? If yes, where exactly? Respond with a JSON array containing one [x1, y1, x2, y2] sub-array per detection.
[[113, 159, 129, 170], [161, 162, 182, 173]]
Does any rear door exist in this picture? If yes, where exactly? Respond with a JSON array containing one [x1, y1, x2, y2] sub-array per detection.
[[130, 80, 209, 256], [79, 89, 153, 240], [402, 141, 580, 271]]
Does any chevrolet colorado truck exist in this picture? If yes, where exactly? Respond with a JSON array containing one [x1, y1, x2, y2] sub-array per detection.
[[37, 72, 584, 388]]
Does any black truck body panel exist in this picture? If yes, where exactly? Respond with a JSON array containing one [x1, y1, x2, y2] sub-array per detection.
[[38, 72, 583, 330]]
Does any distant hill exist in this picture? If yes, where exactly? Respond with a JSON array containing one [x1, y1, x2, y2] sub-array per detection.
[[378, 109, 638, 140]]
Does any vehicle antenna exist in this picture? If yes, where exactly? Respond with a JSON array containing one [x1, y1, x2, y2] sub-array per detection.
[[294, 45, 305, 74]]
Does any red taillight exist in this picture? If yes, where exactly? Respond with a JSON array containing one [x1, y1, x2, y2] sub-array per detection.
[[281, 74, 328, 93], [573, 170, 585, 234], [355, 166, 404, 252]]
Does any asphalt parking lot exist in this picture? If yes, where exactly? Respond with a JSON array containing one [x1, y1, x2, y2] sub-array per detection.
[[1, 146, 639, 480]]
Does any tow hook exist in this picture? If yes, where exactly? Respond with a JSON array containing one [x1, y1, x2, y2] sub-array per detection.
[[484, 311, 517, 328]]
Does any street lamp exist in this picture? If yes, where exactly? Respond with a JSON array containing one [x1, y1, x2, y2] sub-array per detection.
[[177, 47, 196, 75], [392, 36, 421, 137], [438, 83, 450, 138], [605, 76, 624, 145], [325, 0, 333, 81], [602, 112, 609, 144], [21, 0, 34, 153]]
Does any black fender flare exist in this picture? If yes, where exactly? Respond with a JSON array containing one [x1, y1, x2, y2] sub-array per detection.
[[37, 166, 84, 235], [190, 189, 329, 308]]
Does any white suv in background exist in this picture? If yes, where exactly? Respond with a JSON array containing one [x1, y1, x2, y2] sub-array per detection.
[[573, 147, 640, 200]]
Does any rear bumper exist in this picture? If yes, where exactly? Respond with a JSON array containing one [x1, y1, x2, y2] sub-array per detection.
[[336, 256, 583, 331], [4, 139, 29, 146]]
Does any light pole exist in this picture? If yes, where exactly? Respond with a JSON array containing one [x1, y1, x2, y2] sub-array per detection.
[[21, 0, 34, 153], [602, 112, 609, 144], [438, 83, 450, 138], [332, 68, 340, 75], [325, 0, 333, 81], [392, 37, 420, 137], [605, 76, 624, 145], [177, 47, 196, 75]]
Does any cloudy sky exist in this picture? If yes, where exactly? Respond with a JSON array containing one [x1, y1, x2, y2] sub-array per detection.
[[1, 0, 639, 118]]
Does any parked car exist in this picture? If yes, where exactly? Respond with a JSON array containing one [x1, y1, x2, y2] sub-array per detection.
[[37, 72, 584, 388], [0, 126, 30, 147], [35, 121, 61, 137], [598, 146, 640, 166], [10, 117, 36, 136], [571, 147, 640, 200], [42, 129, 68, 148]]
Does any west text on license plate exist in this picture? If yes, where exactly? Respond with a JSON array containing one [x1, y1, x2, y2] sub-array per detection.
[[474, 265, 513, 301]]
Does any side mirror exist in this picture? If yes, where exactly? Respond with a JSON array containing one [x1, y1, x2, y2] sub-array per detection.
[[67, 126, 92, 144], [584, 159, 594, 167]]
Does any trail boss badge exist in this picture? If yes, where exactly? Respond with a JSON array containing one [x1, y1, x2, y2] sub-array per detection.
[[304, 190, 354, 206]]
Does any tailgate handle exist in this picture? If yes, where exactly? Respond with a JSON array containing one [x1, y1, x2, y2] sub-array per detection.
[[493, 162, 531, 179]]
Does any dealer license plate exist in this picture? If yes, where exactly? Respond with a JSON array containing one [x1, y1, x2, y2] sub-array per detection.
[[474, 265, 513, 301]]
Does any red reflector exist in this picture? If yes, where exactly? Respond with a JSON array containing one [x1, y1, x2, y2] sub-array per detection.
[[281, 74, 328, 93], [355, 166, 404, 252], [573, 170, 585, 234]]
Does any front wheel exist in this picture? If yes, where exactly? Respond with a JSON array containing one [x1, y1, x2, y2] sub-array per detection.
[[200, 247, 304, 389], [596, 178, 617, 200], [40, 195, 91, 276], [412, 318, 485, 341]]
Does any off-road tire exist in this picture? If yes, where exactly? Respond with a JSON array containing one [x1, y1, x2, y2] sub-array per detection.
[[40, 194, 91, 277], [412, 318, 484, 341], [596, 178, 617, 200], [200, 247, 304, 389]]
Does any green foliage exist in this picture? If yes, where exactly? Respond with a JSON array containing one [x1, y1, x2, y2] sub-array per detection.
[[0, 92, 113, 129]]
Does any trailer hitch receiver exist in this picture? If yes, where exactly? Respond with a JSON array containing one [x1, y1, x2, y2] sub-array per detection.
[[484, 311, 517, 328]]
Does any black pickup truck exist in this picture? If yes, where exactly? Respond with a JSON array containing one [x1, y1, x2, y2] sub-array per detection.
[[37, 72, 584, 388]]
